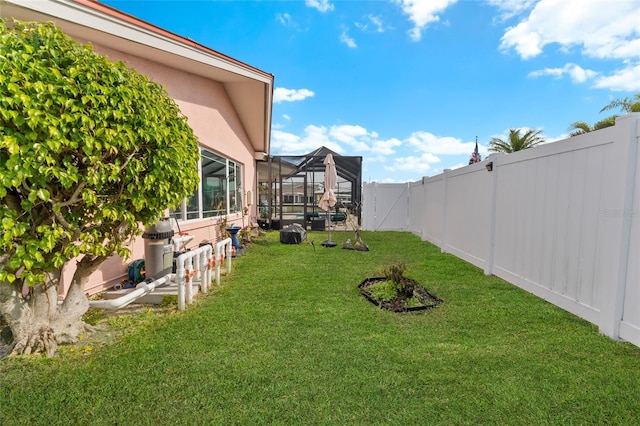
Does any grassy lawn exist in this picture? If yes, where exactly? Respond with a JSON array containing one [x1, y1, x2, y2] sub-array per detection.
[[2, 231, 640, 425]]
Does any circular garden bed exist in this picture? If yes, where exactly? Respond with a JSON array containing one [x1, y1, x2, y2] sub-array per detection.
[[359, 277, 443, 312]]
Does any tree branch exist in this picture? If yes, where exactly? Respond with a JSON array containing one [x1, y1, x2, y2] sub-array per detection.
[[54, 181, 86, 208]]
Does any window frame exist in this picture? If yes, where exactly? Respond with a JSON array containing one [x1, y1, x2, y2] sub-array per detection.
[[170, 148, 243, 222]]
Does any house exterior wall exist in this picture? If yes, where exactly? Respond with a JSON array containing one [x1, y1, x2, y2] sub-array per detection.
[[57, 42, 259, 296], [362, 113, 640, 347]]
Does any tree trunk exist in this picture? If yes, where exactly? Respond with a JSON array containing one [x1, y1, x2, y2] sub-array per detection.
[[0, 272, 61, 357], [0, 256, 105, 357]]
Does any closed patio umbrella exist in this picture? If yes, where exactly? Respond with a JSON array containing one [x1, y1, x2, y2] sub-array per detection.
[[318, 153, 337, 247]]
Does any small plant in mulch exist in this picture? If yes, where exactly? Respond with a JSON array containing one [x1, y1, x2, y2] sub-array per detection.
[[359, 261, 442, 312]]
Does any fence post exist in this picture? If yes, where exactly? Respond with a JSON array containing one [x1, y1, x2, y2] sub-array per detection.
[[405, 182, 411, 232], [484, 154, 499, 275], [441, 169, 450, 254], [420, 176, 428, 241], [598, 114, 639, 340]]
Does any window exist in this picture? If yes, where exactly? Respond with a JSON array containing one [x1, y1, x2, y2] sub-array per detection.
[[170, 148, 243, 221]]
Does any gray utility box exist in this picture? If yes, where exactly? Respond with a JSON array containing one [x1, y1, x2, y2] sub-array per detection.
[[142, 218, 175, 279]]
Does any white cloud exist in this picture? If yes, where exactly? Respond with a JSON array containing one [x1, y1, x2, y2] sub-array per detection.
[[593, 62, 640, 91], [406, 131, 485, 155], [372, 138, 402, 156], [270, 123, 490, 182], [282, 114, 291, 121], [528, 63, 599, 84], [273, 87, 315, 104], [355, 15, 386, 33], [527, 61, 640, 92], [487, 0, 537, 21], [271, 123, 396, 158], [500, 0, 640, 60], [340, 30, 357, 48], [328, 125, 371, 151], [271, 126, 343, 155], [305, 0, 334, 13], [385, 153, 441, 175], [276, 13, 294, 27], [368, 15, 385, 33], [393, 0, 457, 41], [271, 129, 303, 152]]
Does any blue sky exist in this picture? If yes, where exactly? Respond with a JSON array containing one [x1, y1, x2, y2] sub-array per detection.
[[102, 0, 640, 183]]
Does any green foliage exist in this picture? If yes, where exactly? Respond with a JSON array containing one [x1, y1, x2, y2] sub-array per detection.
[[600, 93, 640, 114], [0, 20, 200, 286], [380, 260, 415, 297], [568, 116, 617, 136], [405, 296, 423, 307], [488, 128, 545, 153], [367, 279, 398, 301], [569, 93, 639, 137], [382, 260, 406, 284]]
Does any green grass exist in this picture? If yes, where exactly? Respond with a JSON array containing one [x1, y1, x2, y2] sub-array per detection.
[[2, 231, 640, 425]]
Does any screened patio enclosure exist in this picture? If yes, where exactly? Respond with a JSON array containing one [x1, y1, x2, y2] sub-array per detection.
[[257, 147, 362, 230]]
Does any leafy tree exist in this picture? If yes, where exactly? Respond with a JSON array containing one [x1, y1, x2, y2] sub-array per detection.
[[0, 20, 200, 356], [600, 93, 640, 114], [568, 116, 617, 136], [488, 128, 545, 154]]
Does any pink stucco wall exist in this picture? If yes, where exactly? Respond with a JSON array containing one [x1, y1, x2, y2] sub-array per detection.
[[59, 44, 258, 298]]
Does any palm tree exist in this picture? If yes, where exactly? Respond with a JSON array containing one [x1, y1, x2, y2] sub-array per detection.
[[600, 93, 640, 114], [568, 116, 617, 136], [488, 128, 545, 153]]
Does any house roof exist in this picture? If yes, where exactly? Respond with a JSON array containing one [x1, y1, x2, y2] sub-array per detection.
[[1, 0, 273, 155]]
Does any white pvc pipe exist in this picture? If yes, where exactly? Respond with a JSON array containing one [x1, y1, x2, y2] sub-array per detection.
[[174, 244, 213, 311], [172, 234, 194, 252], [199, 247, 211, 294], [186, 256, 194, 305], [92, 243, 217, 312], [214, 238, 232, 285], [89, 274, 175, 310]]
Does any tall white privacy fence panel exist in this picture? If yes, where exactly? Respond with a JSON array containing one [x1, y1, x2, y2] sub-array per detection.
[[362, 113, 640, 347], [408, 180, 425, 235]]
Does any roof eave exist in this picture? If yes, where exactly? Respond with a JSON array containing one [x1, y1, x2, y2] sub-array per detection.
[[1, 0, 273, 154]]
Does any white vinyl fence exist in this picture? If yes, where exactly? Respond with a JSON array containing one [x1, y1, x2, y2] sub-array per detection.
[[363, 113, 640, 347], [362, 182, 410, 231]]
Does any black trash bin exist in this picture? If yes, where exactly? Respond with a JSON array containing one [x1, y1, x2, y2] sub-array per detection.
[[280, 223, 307, 244]]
